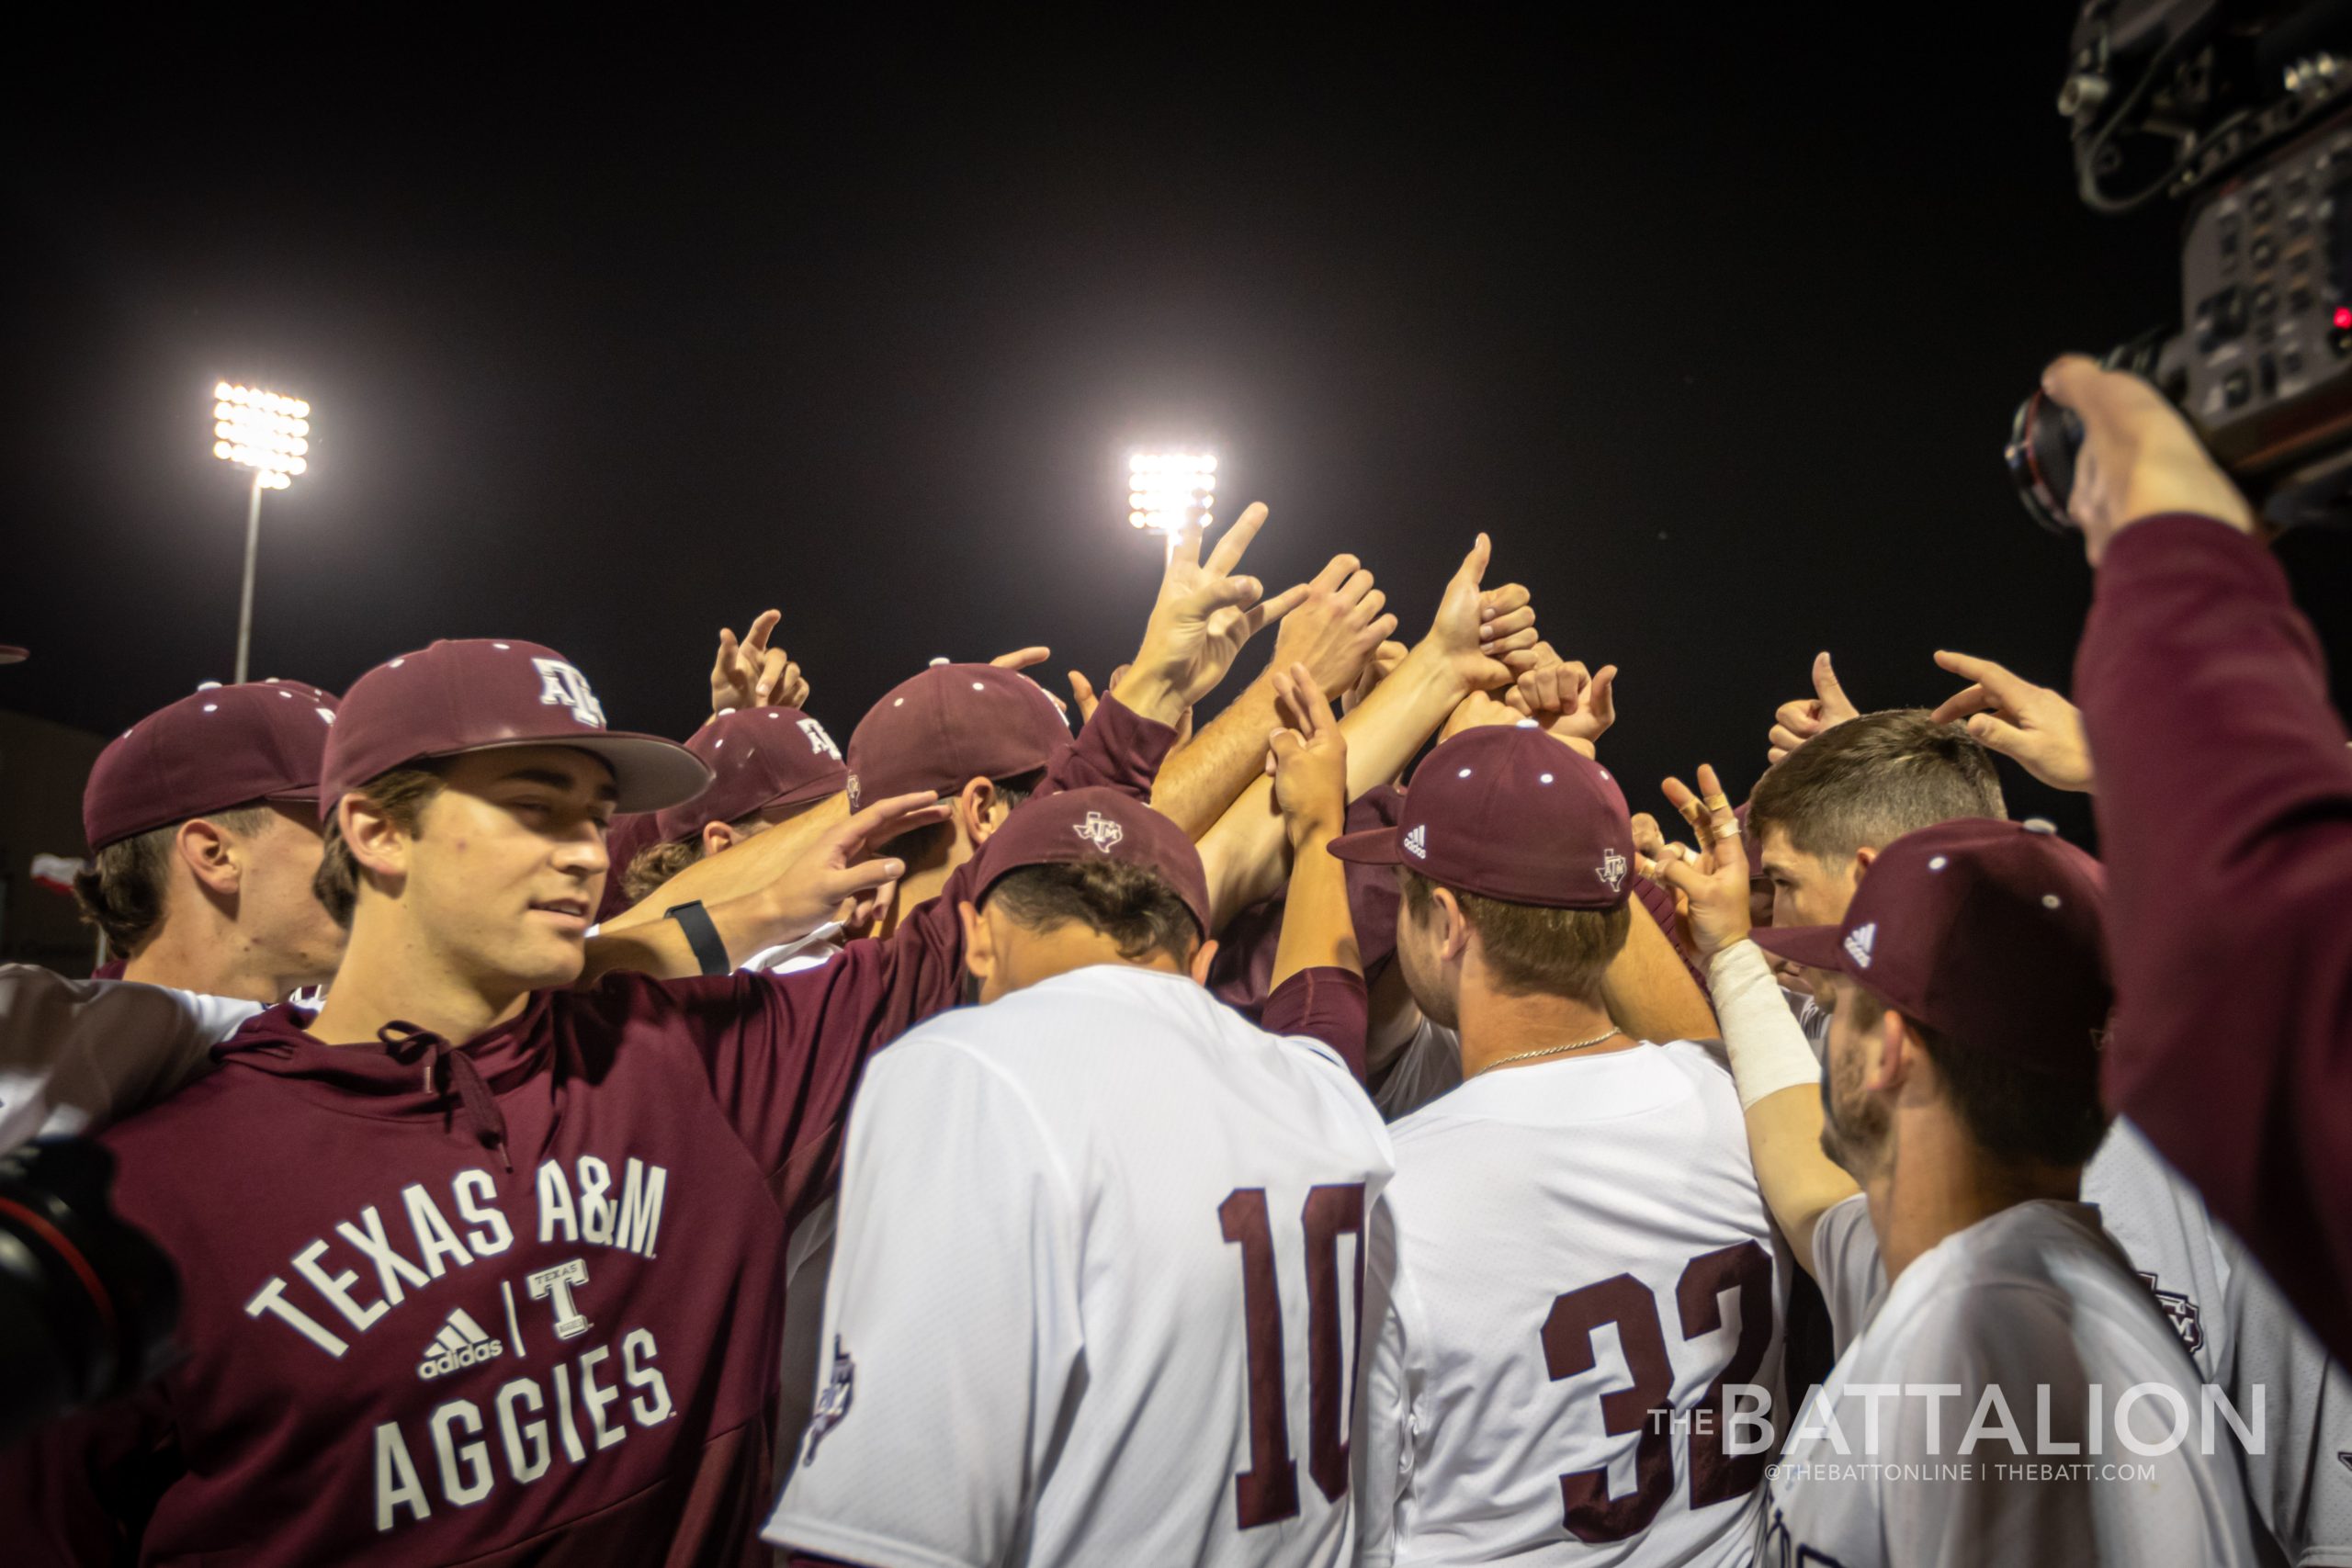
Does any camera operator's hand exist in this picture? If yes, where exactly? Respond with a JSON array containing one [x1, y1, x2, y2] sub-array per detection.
[[1766, 651, 1857, 765], [2041, 355, 2260, 563], [1929, 649, 2094, 794]]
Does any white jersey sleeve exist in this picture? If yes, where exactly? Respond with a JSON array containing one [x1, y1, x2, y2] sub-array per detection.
[[764, 1036, 1080, 1568], [1370, 1017, 1461, 1122], [1353, 1198, 1413, 1568], [0, 964, 257, 1149]]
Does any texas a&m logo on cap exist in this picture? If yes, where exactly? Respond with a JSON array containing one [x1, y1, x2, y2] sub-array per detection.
[[1073, 810, 1125, 852], [799, 716, 842, 760], [1597, 847, 1627, 892], [532, 658, 607, 728]]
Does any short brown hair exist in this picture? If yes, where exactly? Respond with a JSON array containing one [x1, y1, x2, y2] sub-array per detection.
[[619, 802, 773, 906], [983, 857, 1200, 964], [74, 805, 272, 953], [312, 767, 447, 927], [1849, 987, 2108, 1167], [1401, 870, 1631, 1002], [1748, 710, 2005, 862]]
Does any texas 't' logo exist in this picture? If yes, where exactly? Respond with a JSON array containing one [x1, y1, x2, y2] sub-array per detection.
[[798, 717, 842, 761], [1597, 848, 1627, 892], [532, 659, 607, 728], [1073, 811, 1125, 852]]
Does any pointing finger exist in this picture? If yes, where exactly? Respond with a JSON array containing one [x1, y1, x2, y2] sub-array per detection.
[[1202, 501, 1271, 579]]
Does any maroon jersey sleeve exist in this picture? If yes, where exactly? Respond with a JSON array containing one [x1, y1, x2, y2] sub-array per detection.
[[0, 1382, 173, 1565], [643, 692, 1180, 1222], [2074, 512, 2352, 1362], [1261, 965, 1369, 1082]]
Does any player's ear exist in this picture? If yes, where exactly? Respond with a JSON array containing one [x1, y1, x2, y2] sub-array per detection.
[[959, 899, 995, 987], [173, 816, 243, 897], [957, 777, 1001, 843], [1865, 1006, 1912, 1094], [700, 819, 741, 858], [1187, 936, 1219, 986], [1849, 844, 1878, 886], [1432, 886, 1472, 963], [341, 790, 414, 882]]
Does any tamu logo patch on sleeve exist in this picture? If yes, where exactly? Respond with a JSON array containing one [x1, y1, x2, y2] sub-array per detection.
[[802, 1337, 856, 1465]]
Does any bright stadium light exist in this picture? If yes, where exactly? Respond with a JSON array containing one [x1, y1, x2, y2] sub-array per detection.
[[209, 382, 313, 682], [1126, 450, 1217, 535]]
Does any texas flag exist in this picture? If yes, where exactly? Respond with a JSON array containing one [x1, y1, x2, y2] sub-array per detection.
[[30, 853, 85, 895]]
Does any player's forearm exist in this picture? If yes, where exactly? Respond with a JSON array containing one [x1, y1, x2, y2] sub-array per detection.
[[1201, 645, 1465, 925], [1744, 1085, 1857, 1275], [1150, 669, 1279, 836], [576, 886, 824, 985], [1272, 830, 1360, 987], [1705, 939, 1856, 1271], [599, 794, 850, 933], [1600, 896, 1717, 1043]]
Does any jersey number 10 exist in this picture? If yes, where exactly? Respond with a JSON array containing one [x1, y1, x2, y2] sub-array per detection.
[[1219, 1183, 1368, 1530]]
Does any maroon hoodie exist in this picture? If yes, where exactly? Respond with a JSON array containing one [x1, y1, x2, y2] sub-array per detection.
[[2075, 513, 2352, 1365], [0, 695, 1172, 1566]]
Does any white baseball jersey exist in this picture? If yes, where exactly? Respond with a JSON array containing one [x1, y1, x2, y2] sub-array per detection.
[[2081, 1122, 2352, 1566], [1372, 1017, 1463, 1122], [764, 962, 1396, 1568], [1357, 1039, 1791, 1567], [0, 964, 260, 1148], [1758, 1196, 2262, 1566]]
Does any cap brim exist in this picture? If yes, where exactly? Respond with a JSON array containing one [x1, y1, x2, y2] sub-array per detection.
[[1749, 922, 1849, 973], [1327, 825, 1405, 866], [446, 733, 714, 815]]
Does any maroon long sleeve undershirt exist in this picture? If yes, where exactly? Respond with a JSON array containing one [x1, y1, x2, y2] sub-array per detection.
[[2074, 512, 2352, 1363]]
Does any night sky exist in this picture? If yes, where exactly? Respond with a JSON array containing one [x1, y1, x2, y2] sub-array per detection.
[[7, 16, 2349, 847]]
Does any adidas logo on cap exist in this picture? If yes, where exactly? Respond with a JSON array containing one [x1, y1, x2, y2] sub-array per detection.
[[1843, 921, 1877, 969], [416, 1307, 505, 1381], [1402, 824, 1428, 860]]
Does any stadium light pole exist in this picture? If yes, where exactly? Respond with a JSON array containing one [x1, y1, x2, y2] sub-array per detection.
[[210, 383, 311, 683], [1126, 451, 1217, 554]]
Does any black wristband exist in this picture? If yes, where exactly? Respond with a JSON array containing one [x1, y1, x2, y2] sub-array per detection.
[[663, 900, 731, 977]]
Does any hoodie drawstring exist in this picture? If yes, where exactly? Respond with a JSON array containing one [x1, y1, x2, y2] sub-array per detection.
[[379, 1021, 513, 1172]]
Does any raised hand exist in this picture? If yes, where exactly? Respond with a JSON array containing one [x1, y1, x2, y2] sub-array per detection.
[[1272, 553, 1401, 699], [1113, 502, 1310, 724], [1930, 649, 2095, 793], [1342, 639, 1408, 713], [1506, 641, 1617, 749], [1767, 651, 1857, 765], [1421, 534, 1542, 694], [988, 646, 1053, 673], [763, 790, 952, 941], [2040, 354, 2258, 564], [1266, 663, 1349, 847], [1067, 670, 1101, 725], [1638, 764, 1753, 961], [710, 610, 808, 716]]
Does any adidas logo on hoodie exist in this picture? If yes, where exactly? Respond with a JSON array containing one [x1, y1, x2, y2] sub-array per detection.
[[417, 1307, 504, 1381]]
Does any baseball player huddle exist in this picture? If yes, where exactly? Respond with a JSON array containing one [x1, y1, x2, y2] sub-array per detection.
[[5, 359, 2352, 1568]]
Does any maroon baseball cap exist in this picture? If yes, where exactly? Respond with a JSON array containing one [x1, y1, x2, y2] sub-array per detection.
[[845, 663, 1071, 810], [322, 639, 711, 814], [1751, 818, 2110, 1066], [84, 680, 342, 850], [651, 705, 849, 843], [1329, 724, 1636, 910], [970, 787, 1212, 936]]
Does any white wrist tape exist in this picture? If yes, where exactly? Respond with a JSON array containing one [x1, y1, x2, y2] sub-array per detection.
[[1708, 939, 1826, 1111]]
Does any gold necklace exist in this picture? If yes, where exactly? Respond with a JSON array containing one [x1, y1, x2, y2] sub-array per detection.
[[1474, 1027, 1623, 1077]]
